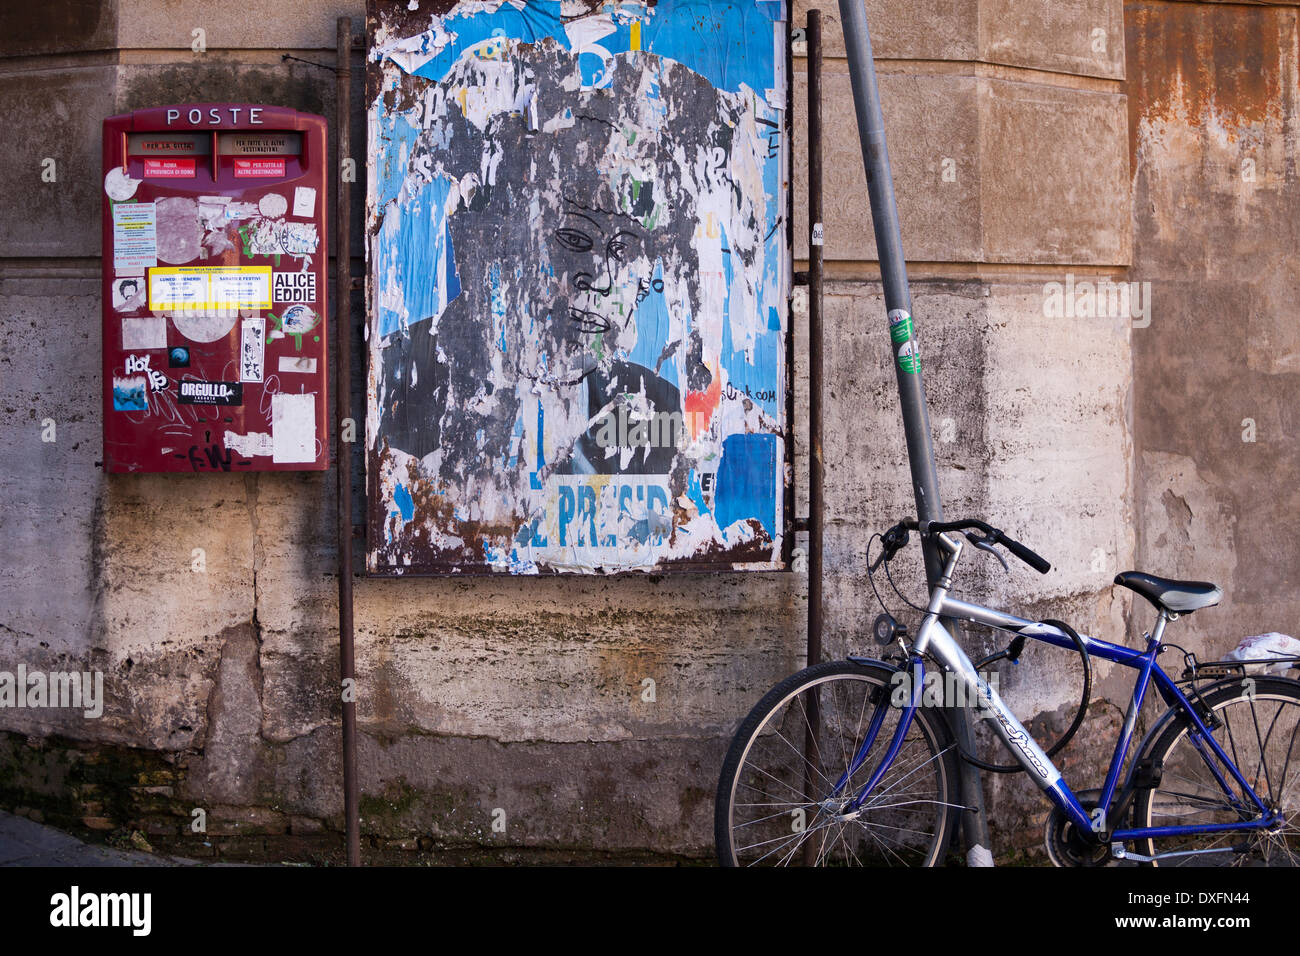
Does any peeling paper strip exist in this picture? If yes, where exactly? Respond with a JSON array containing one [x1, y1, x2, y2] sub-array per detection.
[[224, 431, 274, 457], [278, 355, 317, 374]]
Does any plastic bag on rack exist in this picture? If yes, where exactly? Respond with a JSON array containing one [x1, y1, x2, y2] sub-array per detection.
[[1224, 632, 1300, 675]]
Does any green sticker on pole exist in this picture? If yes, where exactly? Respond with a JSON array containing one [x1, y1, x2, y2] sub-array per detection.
[[897, 339, 921, 374], [888, 308, 913, 344]]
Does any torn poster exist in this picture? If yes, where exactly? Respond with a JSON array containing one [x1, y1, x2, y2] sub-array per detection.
[[365, 0, 790, 574]]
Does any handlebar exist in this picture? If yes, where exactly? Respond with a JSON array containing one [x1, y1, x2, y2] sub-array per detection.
[[887, 517, 1051, 575]]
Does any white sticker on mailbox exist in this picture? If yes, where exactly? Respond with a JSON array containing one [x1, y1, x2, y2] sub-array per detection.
[[121, 315, 168, 351], [293, 186, 316, 217], [279, 355, 317, 374], [210, 268, 272, 310], [112, 202, 157, 273], [271, 393, 316, 463], [148, 269, 207, 311], [240, 317, 266, 383]]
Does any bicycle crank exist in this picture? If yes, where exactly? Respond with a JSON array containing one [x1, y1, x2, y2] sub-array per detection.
[[1044, 790, 1111, 867]]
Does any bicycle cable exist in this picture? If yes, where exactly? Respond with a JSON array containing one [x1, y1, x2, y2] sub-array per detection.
[[865, 531, 927, 617], [958, 617, 1092, 773], [884, 549, 929, 615], [866, 528, 1092, 774], [865, 533, 912, 620]]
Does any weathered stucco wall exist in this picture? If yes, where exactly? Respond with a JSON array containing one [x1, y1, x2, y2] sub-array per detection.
[[0, 0, 1191, 863], [1126, 1, 1300, 657]]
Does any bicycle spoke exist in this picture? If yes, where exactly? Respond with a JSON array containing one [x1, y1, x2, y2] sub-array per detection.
[[1137, 684, 1300, 867], [719, 664, 956, 866]]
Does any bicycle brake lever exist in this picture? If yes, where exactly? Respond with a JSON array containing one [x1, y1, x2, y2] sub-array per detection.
[[968, 533, 1010, 573]]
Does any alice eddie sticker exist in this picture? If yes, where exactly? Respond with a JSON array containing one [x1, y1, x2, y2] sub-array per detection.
[[240, 318, 266, 383], [888, 308, 913, 345], [897, 339, 921, 374], [273, 270, 316, 303]]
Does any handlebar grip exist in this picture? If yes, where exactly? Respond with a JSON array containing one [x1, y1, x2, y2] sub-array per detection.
[[1000, 534, 1051, 574]]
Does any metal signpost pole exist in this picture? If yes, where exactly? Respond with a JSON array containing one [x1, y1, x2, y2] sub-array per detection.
[[834, 0, 993, 865]]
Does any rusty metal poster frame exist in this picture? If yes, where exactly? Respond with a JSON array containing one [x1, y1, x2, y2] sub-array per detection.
[[363, 0, 796, 577]]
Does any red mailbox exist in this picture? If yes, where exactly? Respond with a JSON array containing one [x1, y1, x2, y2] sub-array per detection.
[[101, 104, 329, 473]]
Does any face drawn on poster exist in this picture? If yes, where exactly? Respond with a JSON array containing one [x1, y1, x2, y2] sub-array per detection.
[[112, 276, 147, 312], [368, 2, 788, 573]]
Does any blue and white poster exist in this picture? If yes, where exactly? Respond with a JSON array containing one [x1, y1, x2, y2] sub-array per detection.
[[366, 0, 789, 573]]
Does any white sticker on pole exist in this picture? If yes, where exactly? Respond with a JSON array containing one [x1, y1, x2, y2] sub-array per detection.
[[811, 222, 824, 246]]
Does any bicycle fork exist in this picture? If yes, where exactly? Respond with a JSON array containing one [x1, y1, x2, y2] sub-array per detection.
[[828, 617, 1089, 830]]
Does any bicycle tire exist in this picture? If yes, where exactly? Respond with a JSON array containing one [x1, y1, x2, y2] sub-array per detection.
[[715, 659, 961, 867], [1133, 675, 1300, 866]]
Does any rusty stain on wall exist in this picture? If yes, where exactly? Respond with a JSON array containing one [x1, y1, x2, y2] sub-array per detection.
[[1126, 2, 1290, 172], [365, 0, 790, 574]]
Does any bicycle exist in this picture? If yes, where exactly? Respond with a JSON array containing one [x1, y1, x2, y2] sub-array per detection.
[[715, 516, 1300, 866]]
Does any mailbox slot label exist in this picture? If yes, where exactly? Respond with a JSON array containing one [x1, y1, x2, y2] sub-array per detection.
[[234, 158, 287, 178], [143, 158, 196, 178]]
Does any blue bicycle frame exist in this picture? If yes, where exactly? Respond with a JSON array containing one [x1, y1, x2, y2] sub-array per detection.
[[828, 531, 1283, 850]]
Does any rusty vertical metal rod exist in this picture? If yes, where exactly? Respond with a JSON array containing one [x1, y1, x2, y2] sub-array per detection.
[[806, 11, 825, 685], [335, 15, 360, 868], [800, 10, 825, 868]]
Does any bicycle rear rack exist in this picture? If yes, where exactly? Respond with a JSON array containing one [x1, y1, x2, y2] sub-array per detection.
[[1179, 652, 1300, 682]]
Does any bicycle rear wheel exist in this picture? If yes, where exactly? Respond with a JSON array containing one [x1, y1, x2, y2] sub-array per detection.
[[1133, 676, 1300, 866], [715, 659, 960, 866]]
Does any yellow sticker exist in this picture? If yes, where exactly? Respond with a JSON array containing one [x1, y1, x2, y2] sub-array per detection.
[[147, 266, 272, 312]]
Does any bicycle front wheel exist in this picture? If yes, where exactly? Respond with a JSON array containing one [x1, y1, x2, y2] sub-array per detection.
[[1134, 675, 1300, 866], [715, 659, 960, 866]]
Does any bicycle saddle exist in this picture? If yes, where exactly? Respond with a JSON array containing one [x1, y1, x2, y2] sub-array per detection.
[[1113, 571, 1222, 614]]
